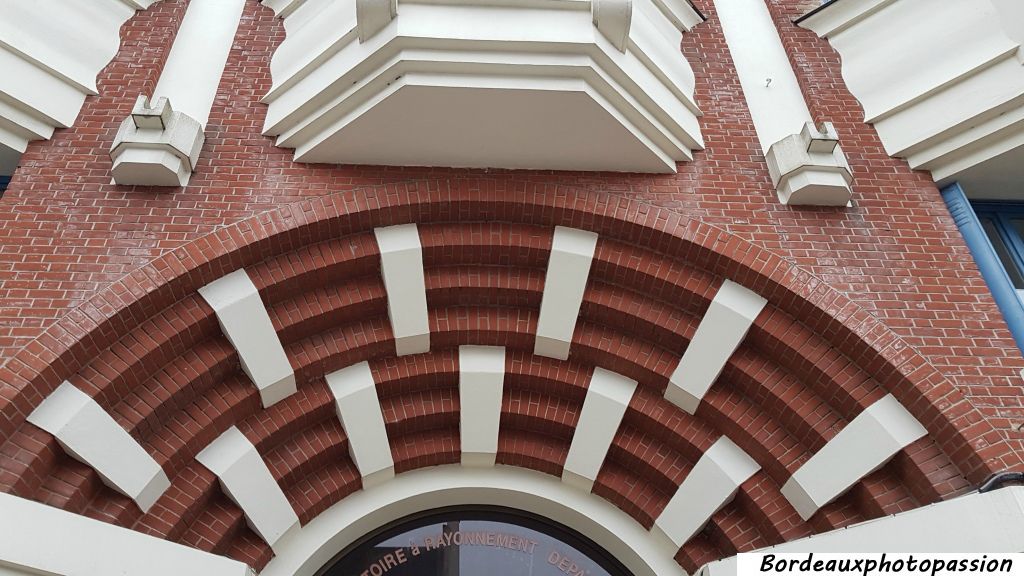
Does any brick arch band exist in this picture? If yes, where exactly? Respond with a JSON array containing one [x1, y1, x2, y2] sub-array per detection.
[[0, 181, 1010, 574]]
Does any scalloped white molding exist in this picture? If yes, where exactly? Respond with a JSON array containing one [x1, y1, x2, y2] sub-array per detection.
[[799, 0, 1024, 184], [0, 0, 161, 154], [260, 0, 705, 173], [26, 381, 170, 513]]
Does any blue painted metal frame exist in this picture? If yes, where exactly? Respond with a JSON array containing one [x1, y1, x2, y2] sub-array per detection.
[[941, 183, 1024, 354], [0, 175, 10, 192]]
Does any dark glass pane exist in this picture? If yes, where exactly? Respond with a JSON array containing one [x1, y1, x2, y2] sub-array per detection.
[[980, 218, 1024, 289], [319, 509, 629, 576]]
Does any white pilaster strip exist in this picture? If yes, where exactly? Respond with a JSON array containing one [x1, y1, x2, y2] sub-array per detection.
[[781, 394, 928, 520], [652, 436, 760, 549], [374, 224, 430, 357], [665, 279, 767, 414], [326, 362, 395, 488], [27, 382, 170, 513], [0, 492, 253, 576], [199, 269, 296, 408], [562, 368, 638, 491], [459, 346, 506, 467], [196, 426, 301, 551], [699, 487, 1024, 576], [535, 227, 599, 360]]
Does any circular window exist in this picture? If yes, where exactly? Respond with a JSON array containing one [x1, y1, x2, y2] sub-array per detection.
[[316, 507, 634, 576]]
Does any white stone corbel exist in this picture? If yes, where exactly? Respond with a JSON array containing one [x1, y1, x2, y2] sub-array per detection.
[[109, 0, 245, 187], [766, 122, 853, 206], [356, 0, 397, 42], [110, 96, 205, 187], [593, 0, 633, 52]]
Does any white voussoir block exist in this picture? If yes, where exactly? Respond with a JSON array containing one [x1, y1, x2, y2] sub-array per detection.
[[781, 394, 928, 520], [562, 368, 638, 492], [326, 362, 395, 488], [374, 224, 430, 356], [27, 382, 170, 513], [199, 269, 296, 408], [196, 426, 301, 550], [459, 346, 506, 467], [665, 280, 767, 414], [0, 492, 253, 576], [535, 227, 599, 360], [652, 436, 760, 550]]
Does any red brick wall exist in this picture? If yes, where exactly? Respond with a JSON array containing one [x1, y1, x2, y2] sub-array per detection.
[[0, 0, 1022, 571]]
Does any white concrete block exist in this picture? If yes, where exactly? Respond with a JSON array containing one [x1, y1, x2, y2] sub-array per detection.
[[698, 487, 1024, 576], [27, 382, 170, 513], [326, 362, 395, 487], [110, 95, 205, 187], [196, 426, 301, 550], [0, 492, 253, 576], [781, 394, 928, 520], [652, 436, 760, 549], [665, 280, 767, 414], [459, 346, 506, 467], [562, 368, 638, 491], [374, 224, 430, 357], [199, 268, 296, 408], [765, 122, 854, 206], [535, 227, 599, 360]]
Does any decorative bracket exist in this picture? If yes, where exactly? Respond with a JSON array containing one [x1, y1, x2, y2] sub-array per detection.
[[765, 121, 853, 206], [110, 95, 204, 187], [593, 0, 633, 52], [357, 0, 398, 42]]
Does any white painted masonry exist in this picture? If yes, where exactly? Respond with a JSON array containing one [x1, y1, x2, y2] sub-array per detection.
[[714, 0, 852, 205], [799, 0, 1024, 186], [535, 226, 599, 360], [26, 382, 169, 513], [199, 269, 297, 408], [325, 361, 395, 488], [0, 0, 159, 154], [260, 466, 687, 576], [0, 491, 253, 576], [374, 224, 430, 356], [652, 436, 760, 549], [459, 346, 506, 467], [196, 426, 301, 551], [781, 394, 929, 520], [699, 487, 1024, 576], [563, 368, 638, 492], [261, 0, 705, 173], [109, 0, 245, 186], [665, 279, 766, 414]]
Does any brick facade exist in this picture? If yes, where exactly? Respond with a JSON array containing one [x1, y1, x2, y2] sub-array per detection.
[[0, 0, 1022, 573]]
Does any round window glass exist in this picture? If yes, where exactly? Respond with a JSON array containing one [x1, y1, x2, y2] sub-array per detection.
[[317, 507, 633, 576]]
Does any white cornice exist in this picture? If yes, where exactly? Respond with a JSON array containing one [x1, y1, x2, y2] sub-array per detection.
[[262, 0, 705, 173], [799, 0, 1024, 184], [0, 0, 161, 153]]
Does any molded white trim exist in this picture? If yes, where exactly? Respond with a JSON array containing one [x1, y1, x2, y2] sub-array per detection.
[[325, 362, 395, 487], [27, 382, 169, 513], [652, 436, 760, 549], [259, 466, 687, 576], [535, 227, 599, 360], [196, 426, 301, 551], [665, 279, 766, 414], [459, 346, 506, 467], [199, 269, 297, 408], [0, 492, 253, 576], [563, 368, 638, 491], [374, 224, 430, 356], [699, 487, 1024, 575], [781, 394, 928, 520]]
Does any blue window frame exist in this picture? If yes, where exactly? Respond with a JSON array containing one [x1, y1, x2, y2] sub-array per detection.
[[973, 202, 1024, 292], [942, 183, 1024, 354], [0, 175, 9, 193]]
